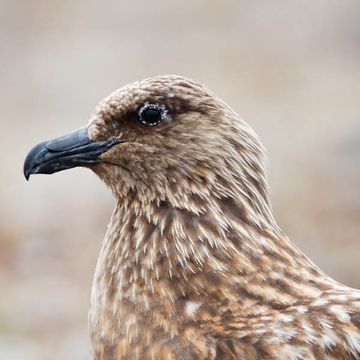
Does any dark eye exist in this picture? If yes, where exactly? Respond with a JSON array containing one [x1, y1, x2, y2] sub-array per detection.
[[138, 102, 167, 126]]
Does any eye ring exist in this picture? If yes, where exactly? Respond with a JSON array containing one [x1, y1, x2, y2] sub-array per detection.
[[138, 102, 168, 126]]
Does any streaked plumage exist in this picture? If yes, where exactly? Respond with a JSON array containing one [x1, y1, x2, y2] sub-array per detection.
[[24, 75, 360, 359]]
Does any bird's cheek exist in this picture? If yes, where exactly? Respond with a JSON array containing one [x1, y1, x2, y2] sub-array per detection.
[[99, 145, 124, 165]]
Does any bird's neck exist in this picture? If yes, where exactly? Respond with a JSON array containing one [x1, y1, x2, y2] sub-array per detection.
[[92, 195, 333, 311], [89, 194, 338, 355]]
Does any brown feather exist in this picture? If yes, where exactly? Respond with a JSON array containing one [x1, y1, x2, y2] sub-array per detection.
[[38, 75, 360, 359]]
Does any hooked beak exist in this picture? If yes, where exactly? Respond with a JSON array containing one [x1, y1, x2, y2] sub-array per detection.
[[23, 127, 120, 180]]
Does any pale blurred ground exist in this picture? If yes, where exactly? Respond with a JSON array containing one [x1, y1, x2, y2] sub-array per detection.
[[0, 1, 359, 358]]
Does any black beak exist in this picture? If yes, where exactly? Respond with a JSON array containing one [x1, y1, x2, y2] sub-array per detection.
[[23, 127, 120, 180]]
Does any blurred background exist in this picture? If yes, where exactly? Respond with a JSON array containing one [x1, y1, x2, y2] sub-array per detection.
[[0, 0, 359, 358]]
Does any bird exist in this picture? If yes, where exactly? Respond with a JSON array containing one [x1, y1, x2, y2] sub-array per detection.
[[24, 75, 360, 359]]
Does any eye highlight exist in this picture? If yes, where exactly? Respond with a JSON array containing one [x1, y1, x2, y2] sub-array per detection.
[[138, 102, 168, 126]]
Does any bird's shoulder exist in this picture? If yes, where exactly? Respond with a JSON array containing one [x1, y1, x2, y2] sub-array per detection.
[[92, 294, 360, 360], [197, 289, 360, 360]]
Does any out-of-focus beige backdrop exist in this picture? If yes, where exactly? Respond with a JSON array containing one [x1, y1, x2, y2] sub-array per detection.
[[0, 1, 359, 358]]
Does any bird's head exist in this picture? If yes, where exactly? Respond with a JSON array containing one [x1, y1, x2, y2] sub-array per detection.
[[24, 75, 270, 213]]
